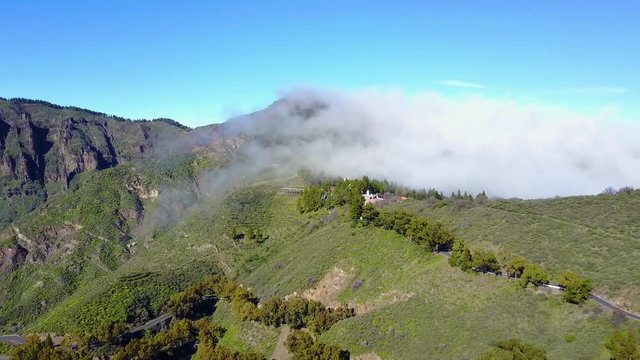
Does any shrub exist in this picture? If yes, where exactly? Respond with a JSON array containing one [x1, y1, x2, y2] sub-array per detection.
[[557, 271, 593, 304], [478, 338, 547, 360], [471, 249, 500, 273], [505, 257, 528, 278], [605, 330, 639, 360], [519, 264, 549, 288], [285, 330, 349, 360], [449, 239, 472, 271], [297, 186, 324, 213]]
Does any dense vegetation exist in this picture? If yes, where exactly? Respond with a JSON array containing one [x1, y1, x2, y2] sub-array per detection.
[[166, 274, 355, 335], [605, 330, 639, 360], [478, 338, 548, 360], [0, 152, 225, 332], [2, 161, 639, 359], [286, 330, 349, 360], [300, 179, 596, 305], [397, 187, 640, 313], [9, 273, 351, 359]]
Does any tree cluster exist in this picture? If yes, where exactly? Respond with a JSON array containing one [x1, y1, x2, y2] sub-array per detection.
[[518, 263, 550, 288], [478, 338, 547, 360], [448, 240, 499, 274], [449, 241, 595, 304], [9, 335, 77, 360], [449, 241, 553, 287], [95, 321, 128, 345], [111, 318, 263, 360], [166, 275, 355, 335], [406, 188, 443, 200], [601, 186, 637, 196], [285, 330, 350, 360], [166, 274, 259, 320], [297, 185, 325, 213], [366, 209, 455, 251], [557, 271, 593, 304], [230, 226, 267, 243], [504, 257, 550, 288], [259, 297, 354, 334], [297, 177, 387, 216], [450, 189, 475, 202], [111, 319, 201, 360]]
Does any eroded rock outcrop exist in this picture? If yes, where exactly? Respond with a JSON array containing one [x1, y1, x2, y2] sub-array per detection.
[[0, 98, 187, 225]]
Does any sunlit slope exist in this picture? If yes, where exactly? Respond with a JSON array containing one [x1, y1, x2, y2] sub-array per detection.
[[231, 195, 624, 359], [18, 186, 635, 359], [396, 192, 640, 314], [122, 189, 631, 358], [1, 152, 224, 332], [27, 182, 290, 333]]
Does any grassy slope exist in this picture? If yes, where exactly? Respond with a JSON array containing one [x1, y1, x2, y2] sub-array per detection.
[[0, 165, 143, 329], [209, 300, 280, 355], [12, 182, 638, 358], [0, 152, 223, 331], [395, 193, 640, 314], [235, 196, 627, 359], [117, 189, 631, 358], [27, 181, 279, 333]]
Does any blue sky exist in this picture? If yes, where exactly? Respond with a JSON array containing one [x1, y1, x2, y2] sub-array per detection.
[[1, 0, 638, 127]]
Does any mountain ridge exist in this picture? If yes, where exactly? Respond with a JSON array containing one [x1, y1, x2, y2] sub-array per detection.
[[0, 98, 191, 226]]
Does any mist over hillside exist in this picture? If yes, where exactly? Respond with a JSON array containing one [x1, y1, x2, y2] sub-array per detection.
[[214, 88, 640, 199]]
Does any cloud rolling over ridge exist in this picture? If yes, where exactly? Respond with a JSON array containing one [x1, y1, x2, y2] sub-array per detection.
[[227, 88, 640, 198]]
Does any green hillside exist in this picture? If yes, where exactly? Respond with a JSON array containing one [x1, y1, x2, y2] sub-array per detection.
[[5, 181, 635, 359], [1, 125, 639, 358], [396, 192, 640, 314], [0, 151, 225, 331]]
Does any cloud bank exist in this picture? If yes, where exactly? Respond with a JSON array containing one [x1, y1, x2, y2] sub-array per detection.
[[226, 88, 640, 198]]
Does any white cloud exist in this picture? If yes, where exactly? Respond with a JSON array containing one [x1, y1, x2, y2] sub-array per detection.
[[227, 87, 640, 199], [435, 79, 486, 89]]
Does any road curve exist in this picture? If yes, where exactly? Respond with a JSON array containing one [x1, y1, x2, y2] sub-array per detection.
[[130, 313, 172, 333], [589, 294, 640, 321], [437, 251, 640, 321], [0, 312, 173, 352], [0, 335, 25, 345]]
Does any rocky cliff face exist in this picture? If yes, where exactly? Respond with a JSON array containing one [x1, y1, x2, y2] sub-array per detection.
[[0, 98, 187, 225]]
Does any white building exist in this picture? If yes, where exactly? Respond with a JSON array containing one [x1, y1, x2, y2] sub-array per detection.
[[362, 190, 383, 204]]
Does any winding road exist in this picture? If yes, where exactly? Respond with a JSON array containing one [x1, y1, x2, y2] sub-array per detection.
[[0, 335, 24, 359], [130, 313, 172, 334], [0, 335, 24, 345], [0, 312, 174, 359], [0, 252, 638, 360], [438, 251, 640, 321], [588, 293, 640, 321]]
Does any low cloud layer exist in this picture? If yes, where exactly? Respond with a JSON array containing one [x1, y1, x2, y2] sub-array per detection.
[[226, 88, 640, 198]]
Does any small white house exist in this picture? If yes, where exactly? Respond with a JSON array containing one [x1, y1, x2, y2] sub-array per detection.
[[362, 190, 383, 204]]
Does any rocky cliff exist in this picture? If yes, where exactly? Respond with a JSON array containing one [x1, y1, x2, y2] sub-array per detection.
[[0, 98, 187, 225]]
